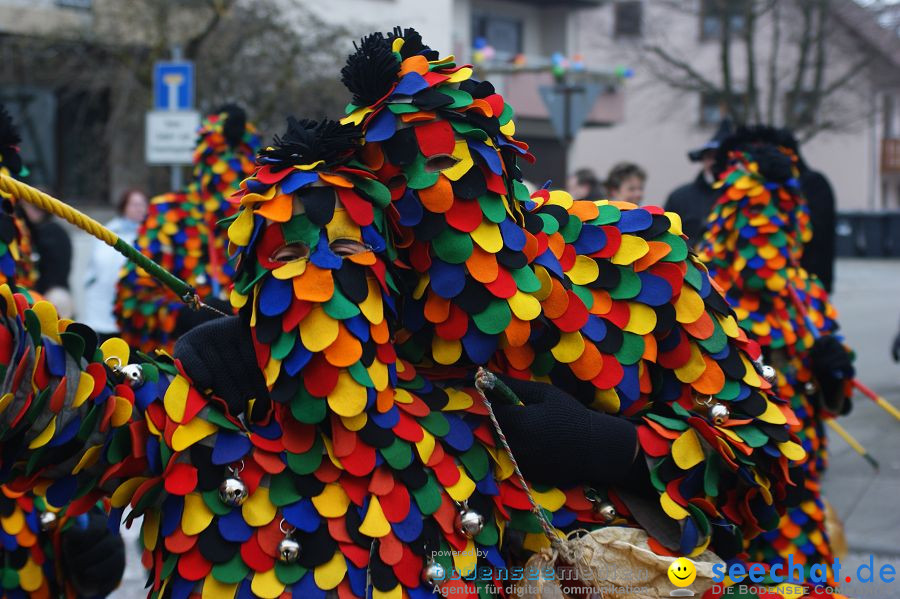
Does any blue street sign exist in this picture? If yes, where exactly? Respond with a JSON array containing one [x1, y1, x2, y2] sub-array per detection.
[[153, 61, 195, 110]]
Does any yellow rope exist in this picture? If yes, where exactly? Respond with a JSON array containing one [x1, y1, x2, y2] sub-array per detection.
[[0, 174, 118, 246], [0, 174, 198, 304]]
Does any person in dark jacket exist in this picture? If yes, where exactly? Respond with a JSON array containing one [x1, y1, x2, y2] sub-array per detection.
[[21, 201, 73, 315], [665, 120, 733, 247], [780, 130, 837, 293]]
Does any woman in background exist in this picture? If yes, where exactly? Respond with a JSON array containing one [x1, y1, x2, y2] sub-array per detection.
[[82, 187, 147, 341], [605, 161, 646, 204]]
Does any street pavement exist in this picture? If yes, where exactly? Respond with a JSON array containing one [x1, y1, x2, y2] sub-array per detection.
[[819, 259, 900, 598], [89, 253, 896, 597]]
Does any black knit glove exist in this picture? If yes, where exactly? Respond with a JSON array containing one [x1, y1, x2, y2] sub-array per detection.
[[485, 377, 639, 488], [173, 296, 232, 338], [59, 508, 125, 597], [810, 335, 854, 415], [174, 315, 269, 414]]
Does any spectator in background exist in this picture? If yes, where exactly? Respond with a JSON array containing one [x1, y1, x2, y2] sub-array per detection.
[[780, 130, 837, 293], [665, 119, 733, 247], [567, 167, 605, 200], [605, 162, 646, 204], [82, 188, 148, 341], [21, 201, 73, 317]]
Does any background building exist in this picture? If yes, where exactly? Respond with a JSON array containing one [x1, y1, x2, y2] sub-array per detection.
[[2, 0, 899, 216]]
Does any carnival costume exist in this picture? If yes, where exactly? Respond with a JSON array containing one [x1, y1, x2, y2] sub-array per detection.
[[0, 34, 806, 598], [697, 127, 854, 582], [115, 106, 260, 353], [0, 105, 124, 599]]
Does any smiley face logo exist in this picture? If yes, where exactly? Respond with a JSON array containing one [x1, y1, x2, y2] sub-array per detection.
[[667, 557, 696, 588]]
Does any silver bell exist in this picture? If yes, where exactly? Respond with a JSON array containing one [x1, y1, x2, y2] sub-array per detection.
[[422, 558, 446, 587], [39, 511, 57, 531], [120, 363, 145, 385], [218, 476, 248, 507], [760, 365, 777, 384], [278, 536, 301, 563], [594, 501, 617, 523], [708, 402, 730, 426], [456, 505, 485, 538], [804, 381, 818, 395]]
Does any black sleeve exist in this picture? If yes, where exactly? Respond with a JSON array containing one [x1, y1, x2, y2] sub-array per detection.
[[800, 171, 836, 293], [33, 221, 73, 293]]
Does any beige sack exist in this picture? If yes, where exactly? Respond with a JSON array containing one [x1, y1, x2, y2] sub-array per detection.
[[512, 527, 724, 599]]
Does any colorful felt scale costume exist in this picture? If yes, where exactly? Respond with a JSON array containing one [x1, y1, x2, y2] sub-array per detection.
[[697, 127, 854, 585], [115, 106, 261, 353], [340, 28, 805, 557], [0, 106, 124, 599], [0, 107, 35, 292], [0, 38, 804, 598]]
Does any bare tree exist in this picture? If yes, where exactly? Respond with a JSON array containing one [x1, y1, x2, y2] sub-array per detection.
[[640, 0, 887, 140], [0, 0, 353, 201]]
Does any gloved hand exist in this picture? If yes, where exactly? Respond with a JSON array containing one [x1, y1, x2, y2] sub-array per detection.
[[59, 508, 126, 597], [484, 376, 640, 488], [174, 315, 269, 414], [173, 296, 233, 338], [809, 335, 854, 415]]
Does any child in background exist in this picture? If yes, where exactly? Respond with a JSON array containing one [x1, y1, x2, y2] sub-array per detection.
[[605, 161, 646, 204]]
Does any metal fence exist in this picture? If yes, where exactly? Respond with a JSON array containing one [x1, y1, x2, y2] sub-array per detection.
[[836, 212, 900, 257]]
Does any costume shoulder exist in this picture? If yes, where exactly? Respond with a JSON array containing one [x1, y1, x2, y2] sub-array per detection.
[[0, 284, 233, 522]]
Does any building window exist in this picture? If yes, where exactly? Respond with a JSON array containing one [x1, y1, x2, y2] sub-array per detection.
[[700, 0, 748, 40], [700, 93, 723, 126], [884, 94, 896, 138], [472, 13, 523, 60], [785, 90, 817, 127], [700, 91, 754, 125], [56, 0, 92, 8], [614, 1, 643, 37]]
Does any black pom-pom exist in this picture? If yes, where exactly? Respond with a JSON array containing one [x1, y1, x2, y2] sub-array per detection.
[[753, 145, 794, 183], [715, 125, 796, 179], [258, 117, 360, 168], [387, 26, 437, 60], [217, 104, 247, 148], [341, 33, 400, 107]]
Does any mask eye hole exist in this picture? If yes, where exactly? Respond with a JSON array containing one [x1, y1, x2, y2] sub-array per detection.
[[271, 242, 309, 263], [330, 238, 370, 257], [425, 154, 459, 173]]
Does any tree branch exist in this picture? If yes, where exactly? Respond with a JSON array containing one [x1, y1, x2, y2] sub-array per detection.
[[642, 44, 721, 93], [184, 0, 234, 59], [805, 0, 830, 126], [766, 0, 782, 123], [745, 0, 761, 122], [719, 0, 735, 119], [786, 1, 815, 128]]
